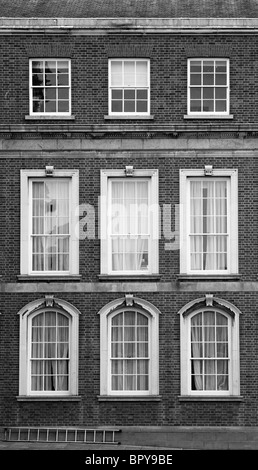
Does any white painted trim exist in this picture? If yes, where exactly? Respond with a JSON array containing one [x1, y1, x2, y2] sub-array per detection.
[[18, 297, 81, 397], [180, 168, 238, 275], [100, 168, 159, 275], [98, 296, 160, 397], [20, 169, 79, 276]]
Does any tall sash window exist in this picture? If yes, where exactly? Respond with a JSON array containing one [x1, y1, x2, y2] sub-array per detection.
[[30, 178, 70, 273], [180, 169, 238, 275], [189, 179, 228, 272], [109, 179, 149, 273]]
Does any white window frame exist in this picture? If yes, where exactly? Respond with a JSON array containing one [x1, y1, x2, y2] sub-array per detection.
[[108, 59, 150, 116], [180, 168, 238, 275], [100, 169, 159, 276], [98, 297, 160, 397], [179, 298, 241, 397], [29, 59, 71, 117], [187, 58, 230, 117], [18, 298, 80, 397], [20, 169, 79, 276]]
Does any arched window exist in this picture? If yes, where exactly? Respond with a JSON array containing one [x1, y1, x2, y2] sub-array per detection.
[[29, 309, 70, 393], [18, 297, 80, 397], [179, 296, 240, 397], [98, 296, 160, 397]]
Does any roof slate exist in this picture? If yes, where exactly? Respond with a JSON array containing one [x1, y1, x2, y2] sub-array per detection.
[[0, 0, 258, 18]]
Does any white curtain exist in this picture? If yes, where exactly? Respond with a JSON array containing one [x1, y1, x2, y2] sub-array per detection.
[[31, 311, 69, 392], [190, 180, 227, 271], [32, 180, 69, 272], [111, 311, 149, 391], [191, 311, 228, 391], [111, 180, 149, 271]]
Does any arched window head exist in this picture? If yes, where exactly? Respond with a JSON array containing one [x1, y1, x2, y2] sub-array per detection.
[[18, 297, 80, 397], [98, 296, 160, 397], [179, 296, 241, 397]]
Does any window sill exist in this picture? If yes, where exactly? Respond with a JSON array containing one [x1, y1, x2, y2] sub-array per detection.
[[184, 114, 234, 119], [17, 275, 82, 281], [104, 115, 154, 120], [98, 395, 162, 402], [178, 396, 243, 402], [177, 274, 241, 281], [98, 274, 160, 281], [25, 115, 76, 120], [17, 395, 82, 402]]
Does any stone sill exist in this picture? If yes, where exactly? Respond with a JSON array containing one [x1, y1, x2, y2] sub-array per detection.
[[17, 275, 82, 281], [98, 274, 160, 281], [98, 395, 162, 402], [184, 114, 234, 119], [25, 115, 76, 120], [17, 396, 82, 402], [104, 115, 155, 120], [178, 396, 243, 402], [177, 274, 241, 281]]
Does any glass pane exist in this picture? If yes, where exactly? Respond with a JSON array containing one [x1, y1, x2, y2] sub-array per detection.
[[136, 61, 148, 87], [203, 100, 214, 112], [32, 73, 43, 86], [190, 74, 201, 85], [190, 88, 201, 99], [58, 88, 69, 100], [203, 87, 214, 100], [136, 100, 148, 113], [137, 89, 148, 100], [58, 74, 69, 86], [124, 89, 135, 99], [215, 100, 227, 112], [111, 101, 123, 113], [112, 89, 123, 100], [124, 61, 135, 86], [215, 61, 227, 73], [124, 100, 135, 113], [32, 61, 43, 74], [190, 61, 201, 73], [215, 74, 227, 85], [215, 88, 227, 100], [203, 61, 214, 73], [124, 311, 136, 325], [203, 74, 214, 85], [111, 61, 123, 86], [190, 101, 201, 112]]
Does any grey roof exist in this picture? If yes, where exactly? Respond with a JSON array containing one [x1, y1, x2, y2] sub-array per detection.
[[0, 0, 258, 18]]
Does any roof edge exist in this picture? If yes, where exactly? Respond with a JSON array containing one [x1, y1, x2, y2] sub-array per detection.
[[1, 17, 258, 32]]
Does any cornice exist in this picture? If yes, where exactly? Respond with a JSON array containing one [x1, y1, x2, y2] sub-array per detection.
[[1, 18, 258, 34]]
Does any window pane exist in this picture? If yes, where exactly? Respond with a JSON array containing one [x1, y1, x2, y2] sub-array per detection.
[[190, 101, 201, 112], [136, 61, 148, 87], [136, 100, 148, 113], [203, 100, 214, 112], [124, 61, 135, 86], [124, 100, 135, 113], [190, 74, 201, 85], [215, 100, 227, 112], [111, 100, 123, 113], [111, 61, 123, 86], [112, 89, 123, 100]]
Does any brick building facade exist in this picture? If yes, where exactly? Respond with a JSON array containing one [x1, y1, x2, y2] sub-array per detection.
[[1, 0, 258, 449]]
